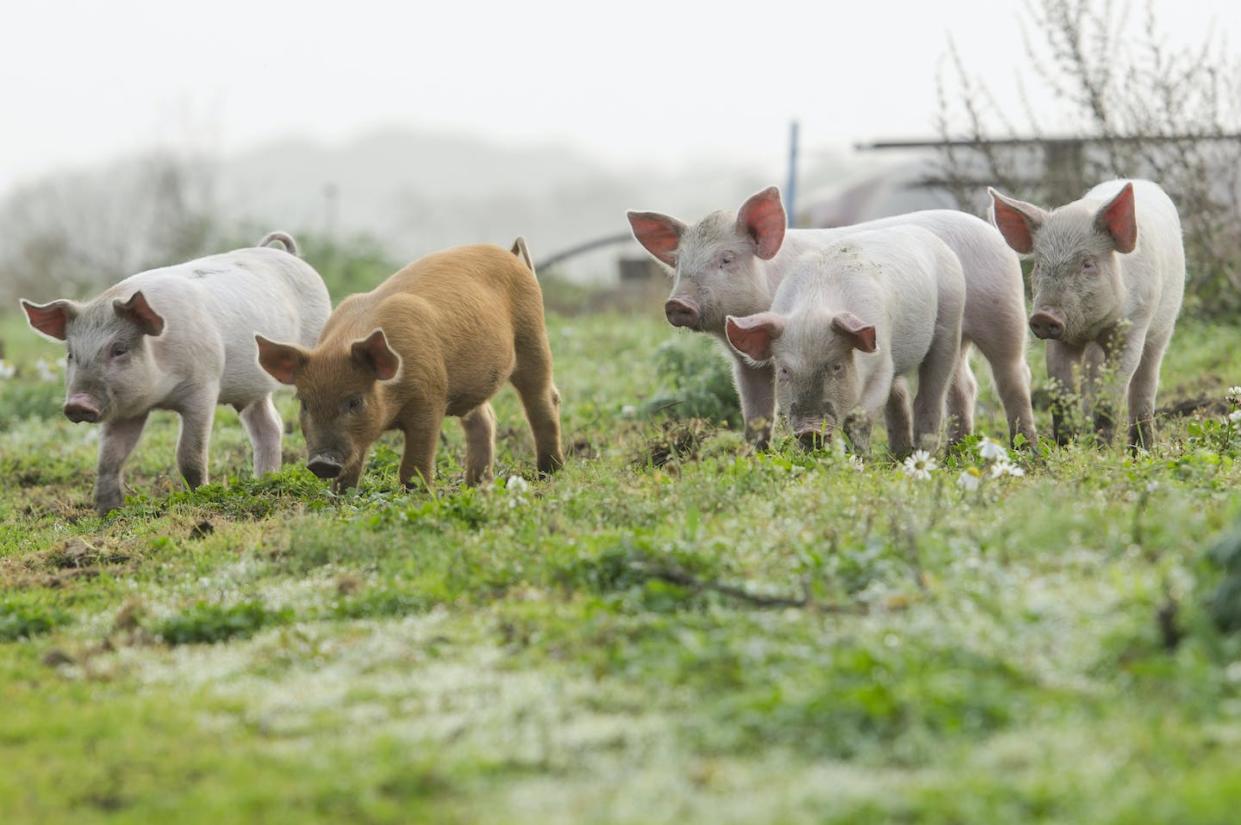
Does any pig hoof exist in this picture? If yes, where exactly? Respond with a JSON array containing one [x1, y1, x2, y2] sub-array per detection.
[[95, 494, 123, 517], [537, 454, 564, 476]]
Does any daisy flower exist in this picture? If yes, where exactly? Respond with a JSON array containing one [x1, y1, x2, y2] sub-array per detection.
[[989, 458, 1026, 478], [902, 450, 937, 481], [977, 437, 1008, 462]]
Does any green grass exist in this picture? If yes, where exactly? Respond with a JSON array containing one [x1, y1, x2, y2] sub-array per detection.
[[2, 308, 1241, 824]]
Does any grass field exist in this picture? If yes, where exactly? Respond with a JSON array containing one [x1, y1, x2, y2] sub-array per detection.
[[3, 307, 1241, 824]]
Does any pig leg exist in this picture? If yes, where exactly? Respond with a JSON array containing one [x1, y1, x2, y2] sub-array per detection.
[[94, 413, 149, 516], [912, 333, 960, 453], [334, 449, 369, 493], [511, 341, 565, 476], [1087, 329, 1146, 447], [1081, 343, 1110, 444], [1126, 328, 1168, 451], [731, 356, 776, 449], [884, 377, 915, 458], [1045, 341, 1084, 445], [175, 392, 217, 489], [400, 405, 445, 490], [843, 412, 873, 457], [240, 395, 282, 477], [967, 322, 1037, 446], [460, 403, 497, 485], [993, 357, 1037, 448], [946, 347, 977, 445]]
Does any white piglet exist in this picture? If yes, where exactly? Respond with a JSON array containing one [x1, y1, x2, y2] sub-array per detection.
[[628, 186, 1035, 449], [989, 179, 1185, 449], [20, 232, 331, 515], [724, 226, 966, 457]]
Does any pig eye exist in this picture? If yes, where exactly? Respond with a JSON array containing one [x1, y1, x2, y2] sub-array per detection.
[[720, 251, 735, 266], [345, 395, 364, 414], [831, 363, 844, 375], [110, 342, 129, 358], [1081, 257, 1098, 273]]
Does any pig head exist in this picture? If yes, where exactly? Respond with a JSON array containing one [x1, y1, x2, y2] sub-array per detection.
[[627, 186, 787, 334], [21, 291, 166, 423]]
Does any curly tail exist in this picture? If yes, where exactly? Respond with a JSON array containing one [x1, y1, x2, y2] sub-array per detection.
[[258, 231, 299, 257], [511, 236, 534, 273]]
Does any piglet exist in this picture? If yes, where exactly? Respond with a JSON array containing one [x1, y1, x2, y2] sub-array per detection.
[[989, 180, 1185, 448], [255, 239, 563, 489], [20, 232, 331, 515], [724, 226, 966, 456], [628, 186, 1035, 449]]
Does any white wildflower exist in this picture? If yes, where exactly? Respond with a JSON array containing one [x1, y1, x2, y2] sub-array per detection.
[[621, 404, 637, 418], [0, 360, 15, 380], [505, 475, 529, 494], [1229, 410, 1241, 424], [848, 454, 864, 472], [902, 450, 937, 481], [1145, 481, 1159, 494], [1228, 386, 1241, 404], [989, 458, 1026, 479], [977, 437, 1008, 462], [957, 469, 981, 492], [35, 357, 59, 382]]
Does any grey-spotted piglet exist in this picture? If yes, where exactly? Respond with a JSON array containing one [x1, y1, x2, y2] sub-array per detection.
[[989, 180, 1185, 448], [20, 232, 331, 515], [724, 226, 966, 456]]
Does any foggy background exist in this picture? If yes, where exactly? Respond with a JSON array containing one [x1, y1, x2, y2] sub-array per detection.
[[2, 0, 1239, 293]]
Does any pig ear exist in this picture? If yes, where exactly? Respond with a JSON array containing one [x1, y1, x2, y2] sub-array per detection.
[[20, 298, 78, 341], [737, 186, 787, 260], [350, 329, 401, 382], [831, 312, 878, 353], [988, 188, 1047, 255], [112, 291, 165, 336], [725, 312, 785, 364], [627, 211, 685, 267], [1095, 182, 1138, 254], [255, 335, 308, 385]]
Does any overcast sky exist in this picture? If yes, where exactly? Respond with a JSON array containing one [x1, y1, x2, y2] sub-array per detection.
[[2, 0, 1237, 191]]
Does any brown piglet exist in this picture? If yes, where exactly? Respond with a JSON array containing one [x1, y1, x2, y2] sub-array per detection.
[[255, 239, 564, 490]]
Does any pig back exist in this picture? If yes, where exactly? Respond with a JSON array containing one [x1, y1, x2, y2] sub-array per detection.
[[118, 247, 331, 402], [347, 244, 536, 405], [835, 227, 952, 376]]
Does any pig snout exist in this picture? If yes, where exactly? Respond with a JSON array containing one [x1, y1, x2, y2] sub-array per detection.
[[1028, 310, 1065, 340], [794, 425, 831, 451], [63, 393, 101, 423], [307, 455, 343, 479], [664, 298, 700, 329]]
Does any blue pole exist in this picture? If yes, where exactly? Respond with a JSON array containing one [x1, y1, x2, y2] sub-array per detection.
[[785, 120, 799, 228]]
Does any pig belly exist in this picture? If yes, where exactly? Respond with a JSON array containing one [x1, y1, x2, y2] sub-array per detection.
[[445, 358, 513, 416]]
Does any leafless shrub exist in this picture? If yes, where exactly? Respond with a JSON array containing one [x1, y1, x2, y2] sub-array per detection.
[[935, 0, 1241, 316], [0, 151, 219, 303]]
